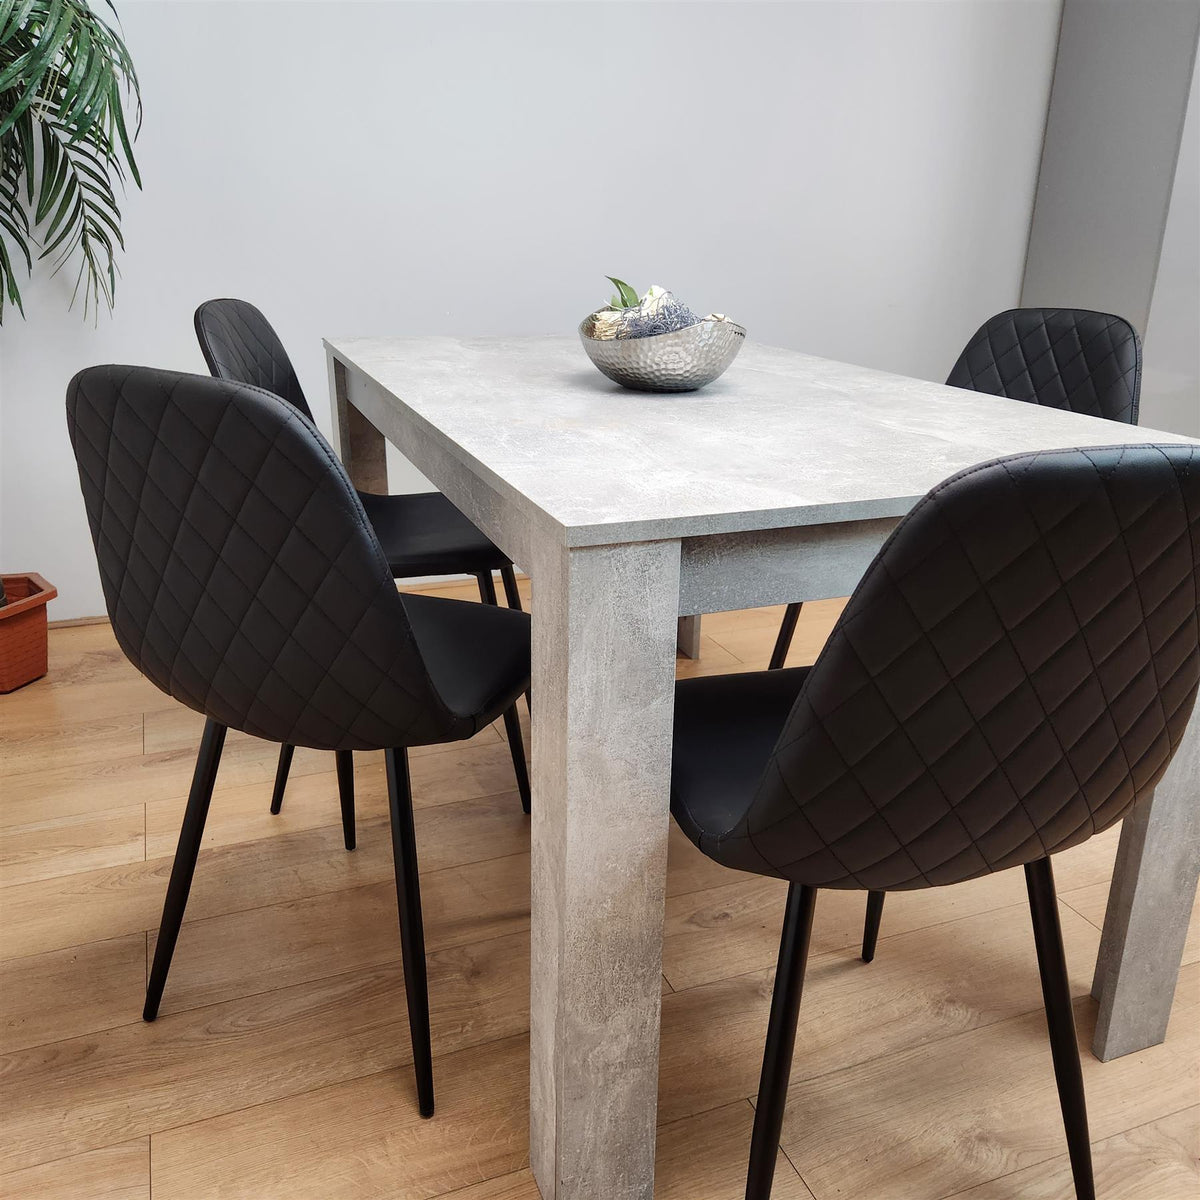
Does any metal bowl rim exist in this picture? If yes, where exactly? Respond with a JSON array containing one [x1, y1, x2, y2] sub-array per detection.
[[578, 317, 747, 343]]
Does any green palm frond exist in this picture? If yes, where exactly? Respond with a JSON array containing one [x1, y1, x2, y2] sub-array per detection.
[[0, 0, 140, 322]]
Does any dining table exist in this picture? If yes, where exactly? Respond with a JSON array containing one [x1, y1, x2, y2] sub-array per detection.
[[322, 334, 1199, 1200]]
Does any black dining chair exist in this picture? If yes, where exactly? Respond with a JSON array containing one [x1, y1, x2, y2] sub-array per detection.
[[767, 308, 1144, 682], [857, 307, 1145, 959], [193, 298, 530, 837], [671, 444, 1199, 1199], [67, 365, 534, 1118]]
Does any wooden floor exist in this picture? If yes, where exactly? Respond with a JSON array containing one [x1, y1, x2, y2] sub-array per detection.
[[1, 579, 1197, 1200]]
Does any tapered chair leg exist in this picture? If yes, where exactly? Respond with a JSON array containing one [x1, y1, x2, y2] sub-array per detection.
[[746, 883, 818, 1199], [502, 704, 532, 813], [499, 565, 523, 611], [1026, 857, 1095, 1200], [144, 719, 227, 1021], [499, 566, 533, 710], [335, 750, 356, 851], [385, 747, 435, 1118], [476, 570, 499, 607], [270, 743, 294, 814], [477, 572, 532, 809], [861, 890, 885, 962], [769, 602, 803, 671]]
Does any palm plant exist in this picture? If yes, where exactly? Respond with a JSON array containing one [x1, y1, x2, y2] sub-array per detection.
[[0, 0, 140, 321]]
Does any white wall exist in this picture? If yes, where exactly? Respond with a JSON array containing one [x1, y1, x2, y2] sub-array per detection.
[[1143, 50, 1200, 437], [0, 0, 1062, 619]]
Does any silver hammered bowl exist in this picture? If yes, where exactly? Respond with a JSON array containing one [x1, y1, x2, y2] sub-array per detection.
[[578, 317, 746, 393]]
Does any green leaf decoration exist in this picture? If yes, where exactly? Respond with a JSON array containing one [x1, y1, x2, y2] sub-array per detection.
[[0, 0, 142, 322], [605, 275, 640, 309]]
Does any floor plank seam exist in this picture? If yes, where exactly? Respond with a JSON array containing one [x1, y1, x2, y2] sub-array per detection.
[[1058, 892, 1105, 933], [0, 917, 1075, 1065], [689, 631, 748, 664], [2, 934, 542, 1058], [780, 997, 1075, 1094], [0, 834, 535, 969], [778, 1143, 814, 1199], [0, 722, 505, 796], [120, 1029, 535, 1148], [1, 928, 154, 967], [659, 891, 1085, 999], [5, 1013, 147, 1058], [142, 924, 533, 1027], [929, 1099, 1200, 1200], [2, 903, 543, 1049], [0, 1135, 158, 1192]]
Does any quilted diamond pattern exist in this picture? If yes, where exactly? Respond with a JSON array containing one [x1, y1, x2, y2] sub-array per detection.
[[194, 298, 313, 419], [66, 365, 485, 752], [706, 445, 1200, 890], [195, 297, 513, 581], [945, 309, 1141, 424]]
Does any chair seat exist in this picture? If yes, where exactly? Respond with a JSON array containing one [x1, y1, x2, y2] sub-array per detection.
[[671, 668, 810, 857], [358, 490, 511, 579], [402, 592, 530, 734]]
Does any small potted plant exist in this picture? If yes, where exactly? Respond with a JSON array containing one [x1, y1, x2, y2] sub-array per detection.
[[0, 573, 57, 692]]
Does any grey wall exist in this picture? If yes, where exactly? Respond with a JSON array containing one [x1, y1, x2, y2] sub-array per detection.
[[1021, 0, 1200, 346], [0, 0, 1062, 619], [1143, 52, 1200, 436]]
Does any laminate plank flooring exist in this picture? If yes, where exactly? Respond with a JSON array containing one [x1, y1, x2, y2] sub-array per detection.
[[0, 1139, 149, 1200], [1, 581, 1196, 1199]]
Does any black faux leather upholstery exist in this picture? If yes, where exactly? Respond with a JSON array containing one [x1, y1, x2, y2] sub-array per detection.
[[67, 365, 530, 751], [946, 309, 1141, 425], [194, 298, 314, 419], [672, 668, 809, 852], [402, 590, 529, 719], [359, 490, 509, 576], [194, 298, 512, 580], [674, 445, 1200, 890]]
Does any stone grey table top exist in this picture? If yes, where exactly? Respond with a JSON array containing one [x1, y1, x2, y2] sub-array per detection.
[[326, 334, 1197, 546]]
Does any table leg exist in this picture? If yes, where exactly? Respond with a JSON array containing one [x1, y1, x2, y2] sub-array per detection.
[[529, 539, 681, 1200], [329, 356, 388, 492], [1091, 709, 1200, 1060], [676, 615, 701, 660]]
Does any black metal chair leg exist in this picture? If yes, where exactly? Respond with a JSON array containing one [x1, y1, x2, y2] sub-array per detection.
[[769, 603, 803, 671], [476, 571, 499, 607], [335, 750, 356, 851], [1025, 857, 1095, 1200], [499, 565, 523, 611], [478, 571, 532, 807], [270, 743, 294, 814], [861, 890, 885, 962], [501, 704, 531, 813], [746, 883, 818, 1199], [144, 719, 227, 1022], [385, 747, 435, 1118], [498, 567, 533, 709]]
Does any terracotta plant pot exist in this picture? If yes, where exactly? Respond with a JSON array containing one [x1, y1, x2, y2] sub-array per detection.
[[0, 573, 58, 693]]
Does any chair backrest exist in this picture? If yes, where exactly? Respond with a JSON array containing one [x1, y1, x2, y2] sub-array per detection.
[[732, 445, 1200, 891], [67, 364, 457, 751], [946, 308, 1141, 425], [194, 298, 313, 419]]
